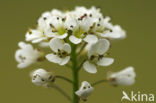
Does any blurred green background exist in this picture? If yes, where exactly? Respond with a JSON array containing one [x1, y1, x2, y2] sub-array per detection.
[[0, 0, 155, 103]]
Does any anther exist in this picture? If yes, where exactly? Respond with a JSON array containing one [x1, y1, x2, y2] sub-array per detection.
[[70, 25, 73, 28], [43, 17, 47, 20], [89, 14, 92, 17]]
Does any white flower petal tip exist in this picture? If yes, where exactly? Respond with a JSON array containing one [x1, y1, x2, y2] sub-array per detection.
[[69, 35, 82, 44], [75, 81, 94, 101], [108, 66, 136, 86], [97, 57, 114, 66], [31, 68, 53, 86], [84, 35, 98, 44], [46, 38, 71, 65], [46, 54, 61, 64], [57, 33, 68, 39], [15, 42, 44, 69], [83, 61, 97, 74]]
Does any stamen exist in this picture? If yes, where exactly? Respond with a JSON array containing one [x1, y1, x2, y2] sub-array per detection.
[[99, 18, 101, 21], [89, 14, 92, 17], [43, 17, 47, 20], [83, 87, 86, 89], [70, 25, 73, 28], [97, 24, 100, 26], [90, 55, 95, 60]]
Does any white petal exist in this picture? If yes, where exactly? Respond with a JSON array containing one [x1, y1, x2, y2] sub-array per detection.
[[18, 42, 27, 48], [109, 67, 136, 86], [25, 29, 43, 42], [96, 39, 110, 55], [118, 66, 136, 78], [97, 57, 114, 66], [88, 39, 110, 57], [101, 25, 126, 40], [39, 42, 49, 48], [83, 61, 97, 73], [17, 62, 32, 69], [32, 38, 46, 43], [62, 43, 71, 53], [69, 35, 82, 44], [115, 76, 135, 86], [56, 33, 68, 39], [46, 53, 61, 64], [18, 42, 33, 49], [83, 35, 98, 44], [59, 56, 70, 65], [49, 38, 64, 52]]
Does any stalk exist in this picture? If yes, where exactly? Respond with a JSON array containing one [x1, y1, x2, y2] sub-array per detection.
[[71, 44, 79, 103]]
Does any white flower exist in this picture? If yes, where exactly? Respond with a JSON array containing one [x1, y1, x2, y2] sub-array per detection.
[[46, 38, 71, 65], [25, 29, 48, 43], [45, 16, 68, 39], [100, 25, 126, 40], [25, 12, 51, 43], [107, 66, 136, 86], [83, 39, 114, 73], [31, 68, 53, 86], [65, 14, 97, 44], [15, 42, 44, 69], [75, 81, 94, 101], [72, 6, 103, 19]]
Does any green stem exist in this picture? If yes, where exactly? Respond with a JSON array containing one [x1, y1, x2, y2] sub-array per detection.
[[71, 44, 79, 103], [52, 84, 72, 102], [54, 75, 73, 84], [92, 79, 108, 86]]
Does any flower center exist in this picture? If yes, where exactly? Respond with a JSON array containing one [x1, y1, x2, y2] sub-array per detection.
[[89, 55, 104, 63], [73, 27, 87, 38], [55, 49, 69, 58], [57, 26, 66, 35]]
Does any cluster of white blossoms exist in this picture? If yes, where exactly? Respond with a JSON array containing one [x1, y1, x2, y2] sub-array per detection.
[[15, 6, 136, 102]]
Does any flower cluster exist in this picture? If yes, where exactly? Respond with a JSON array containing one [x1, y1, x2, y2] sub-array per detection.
[[15, 6, 135, 102]]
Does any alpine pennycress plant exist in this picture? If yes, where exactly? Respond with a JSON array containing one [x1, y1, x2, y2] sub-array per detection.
[[15, 6, 136, 103]]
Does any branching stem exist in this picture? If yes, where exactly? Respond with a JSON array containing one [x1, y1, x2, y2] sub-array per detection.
[[52, 84, 72, 102], [54, 75, 73, 84], [92, 79, 108, 86]]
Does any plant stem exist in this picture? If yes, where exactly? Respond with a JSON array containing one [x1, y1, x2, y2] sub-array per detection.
[[92, 79, 108, 87], [54, 75, 73, 84], [71, 44, 79, 103], [52, 84, 72, 102]]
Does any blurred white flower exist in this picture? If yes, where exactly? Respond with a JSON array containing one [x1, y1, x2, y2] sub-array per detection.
[[107, 66, 136, 86], [31, 68, 53, 86], [15, 42, 44, 69], [25, 29, 48, 43], [46, 38, 71, 65], [83, 39, 114, 73], [75, 81, 94, 101], [100, 25, 126, 40], [25, 12, 51, 43]]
